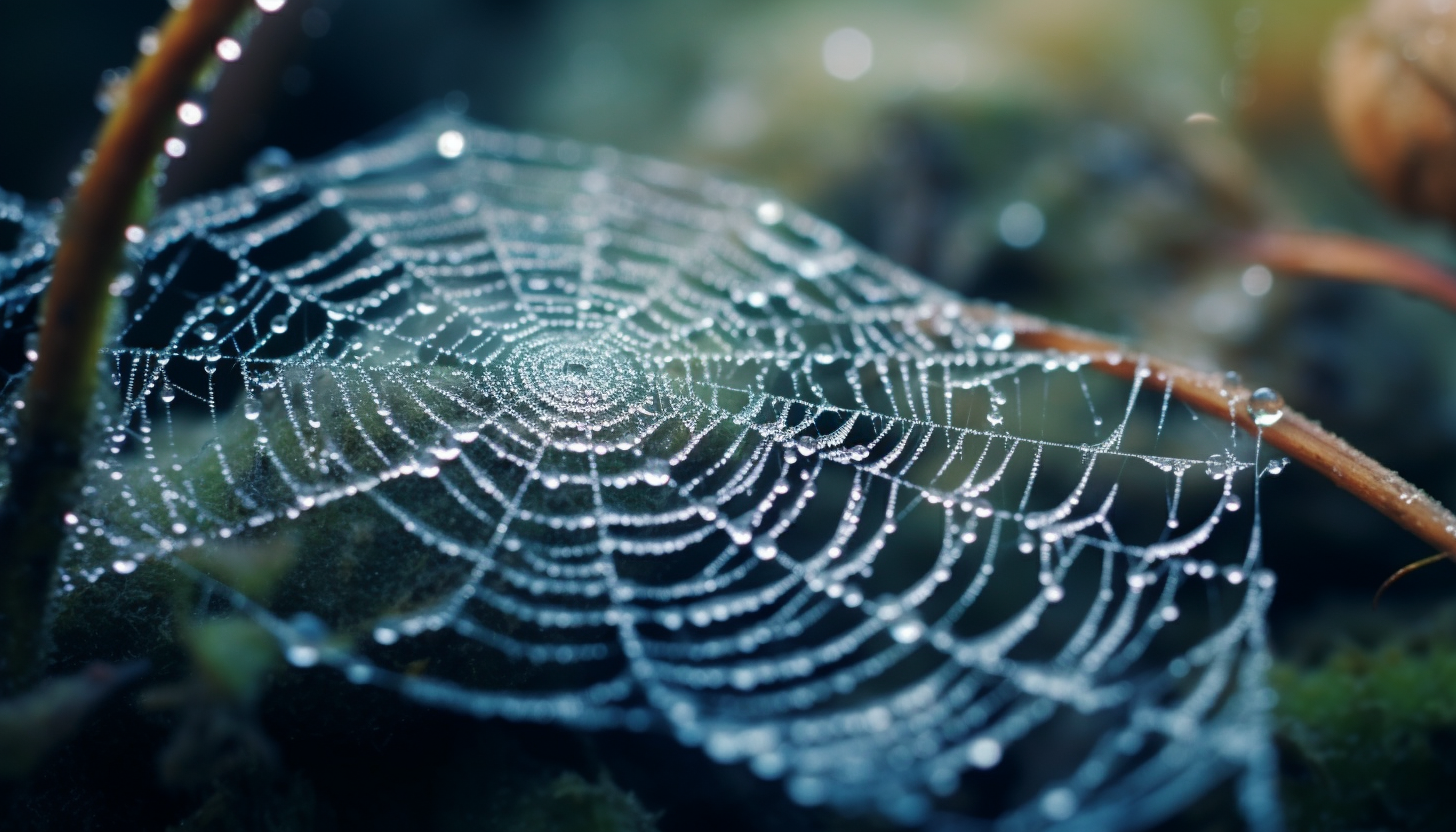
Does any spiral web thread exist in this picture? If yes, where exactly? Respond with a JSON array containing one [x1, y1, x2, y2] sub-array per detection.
[[0, 114, 1282, 830]]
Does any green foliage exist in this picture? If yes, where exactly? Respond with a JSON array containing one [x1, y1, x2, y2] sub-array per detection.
[[492, 773, 659, 832], [1274, 631, 1456, 831]]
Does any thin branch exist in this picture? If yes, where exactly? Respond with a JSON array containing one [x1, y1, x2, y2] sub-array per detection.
[[1237, 230, 1456, 315], [1374, 552, 1456, 608], [978, 307, 1456, 558], [0, 0, 254, 687]]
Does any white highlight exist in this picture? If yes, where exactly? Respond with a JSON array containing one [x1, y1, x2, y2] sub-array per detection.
[[436, 130, 466, 159], [822, 28, 873, 81], [1241, 264, 1272, 297], [215, 38, 242, 62], [998, 201, 1045, 249], [177, 102, 204, 126]]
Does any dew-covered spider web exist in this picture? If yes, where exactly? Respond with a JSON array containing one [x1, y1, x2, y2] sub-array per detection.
[[0, 114, 1282, 831]]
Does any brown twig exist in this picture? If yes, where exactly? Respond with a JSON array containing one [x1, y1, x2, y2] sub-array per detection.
[[0, 0, 254, 688], [1236, 229, 1456, 315], [1374, 552, 1456, 608], [976, 307, 1456, 559]]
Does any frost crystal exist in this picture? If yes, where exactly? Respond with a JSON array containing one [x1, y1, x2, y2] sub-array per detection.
[[0, 115, 1281, 830]]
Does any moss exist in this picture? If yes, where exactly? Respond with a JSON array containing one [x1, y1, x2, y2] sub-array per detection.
[[490, 772, 659, 832], [1273, 635, 1456, 831]]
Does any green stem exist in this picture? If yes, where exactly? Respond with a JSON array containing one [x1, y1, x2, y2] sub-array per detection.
[[0, 0, 254, 689]]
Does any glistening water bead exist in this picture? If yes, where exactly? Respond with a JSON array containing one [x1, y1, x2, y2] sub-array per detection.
[[1246, 387, 1284, 427]]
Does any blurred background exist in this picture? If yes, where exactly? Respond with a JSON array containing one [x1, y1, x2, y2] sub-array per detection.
[[4, 0, 1456, 828]]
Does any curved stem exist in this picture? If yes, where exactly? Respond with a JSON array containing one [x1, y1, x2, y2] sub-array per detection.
[[980, 307, 1456, 558], [1237, 230, 1456, 316], [0, 0, 253, 687]]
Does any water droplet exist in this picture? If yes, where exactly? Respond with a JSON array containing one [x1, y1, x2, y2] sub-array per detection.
[[1246, 386, 1283, 427], [111, 559, 137, 575], [977, 324, 1015, 351], [889, 612, 925, 644], [437, 129, 466, 159], [1017, 531, 1036, 554], [1040, 788, 1078, 821], [196, 322, 218, 342], [215, 36, 242, 62], [726, 519, 754, 546], [243, 398, 262, 420], [755, 200, 784, 225], [269, 314, 289, 334], [177, 101, 204, 125], [967, 737, 1002, 769], [752, 539, 778, 561], [641, 459, 672, 487]]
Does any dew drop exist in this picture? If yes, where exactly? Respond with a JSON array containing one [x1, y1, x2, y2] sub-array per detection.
[[437, 130, 466, 159], [641, 458, 672, 487], [1017, 531, 1036, 554], [889, 612, 925, 644], [1246, 387, 1283, 427], [967, 737, 1002, 769], [270, 314, 289, 334], [243, 398, 262, 420], [1040, 788, 1078, 821], [196, 322, 218, 342], [755, 200, 784, 225]]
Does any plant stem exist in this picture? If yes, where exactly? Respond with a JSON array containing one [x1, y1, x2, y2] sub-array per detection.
[[0, 0, 253, 688], [993, 308, 1456, 559], [1237, 230, 1456, 315]]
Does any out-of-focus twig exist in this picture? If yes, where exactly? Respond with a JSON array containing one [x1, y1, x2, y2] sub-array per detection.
[[0, 0, 255, 688], [1237, 230, 1456, 316], [1374, 552, 1456, 607]]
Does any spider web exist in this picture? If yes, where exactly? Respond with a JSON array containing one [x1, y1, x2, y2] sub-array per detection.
[[0, 114, 1283, 830]]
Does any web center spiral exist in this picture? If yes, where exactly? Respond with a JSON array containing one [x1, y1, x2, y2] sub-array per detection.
[[503, 327, 651, 434]]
